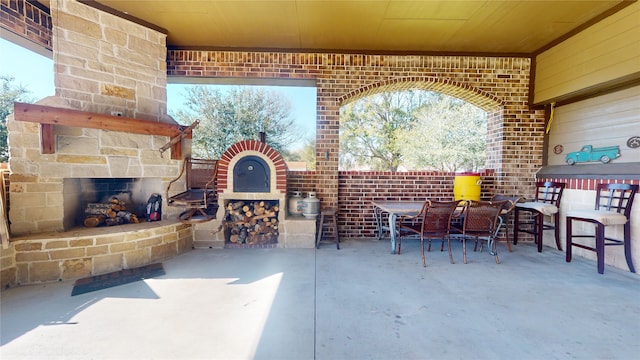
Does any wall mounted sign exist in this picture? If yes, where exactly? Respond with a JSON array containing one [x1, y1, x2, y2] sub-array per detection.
[[565, 144, 621, 165], [553, 144, 564, 154]]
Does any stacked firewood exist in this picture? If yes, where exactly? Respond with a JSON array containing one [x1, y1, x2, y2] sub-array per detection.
[[84, 197, 140, 227], [223, 200, 279, 244]]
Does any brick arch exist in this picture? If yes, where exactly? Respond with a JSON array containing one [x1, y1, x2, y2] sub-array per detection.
[[337, 77, 503, 112], [336, 76, 505, 174], [216, 140, 288, 193]]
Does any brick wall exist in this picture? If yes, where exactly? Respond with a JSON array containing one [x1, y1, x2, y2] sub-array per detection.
[[0, 0, 52, 50], [167, 51, 545, 213], [338, 170, 496, 238]]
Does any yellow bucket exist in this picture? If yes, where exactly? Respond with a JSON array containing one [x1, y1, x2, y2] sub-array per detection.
[[454, 172, 481, 201]]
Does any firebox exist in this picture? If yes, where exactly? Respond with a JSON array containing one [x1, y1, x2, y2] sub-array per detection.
[[63, 177, 163, 230], [233, 155, 270, 192]]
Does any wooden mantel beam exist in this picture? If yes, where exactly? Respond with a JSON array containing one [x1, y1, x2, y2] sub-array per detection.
[[13, 102, 190, 159]]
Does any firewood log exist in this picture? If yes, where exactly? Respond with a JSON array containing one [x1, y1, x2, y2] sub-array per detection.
[[231, 201, 245, 210], [84, 215, 105, 227], [252, 211, 275, 220]]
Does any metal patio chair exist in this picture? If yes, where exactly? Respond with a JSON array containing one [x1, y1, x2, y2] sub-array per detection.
[[397, 200, 459, 267], [166, 158, 218, 224], [453, 200, 508, 264]]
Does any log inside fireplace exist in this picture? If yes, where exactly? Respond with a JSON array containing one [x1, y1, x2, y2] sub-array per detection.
[[63, 177, 164, 230]]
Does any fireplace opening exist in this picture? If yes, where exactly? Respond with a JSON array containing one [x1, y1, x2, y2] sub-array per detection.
[[223, 199, 279, 247], [63, 178, 164, 230], [233, 156, 270, 193]]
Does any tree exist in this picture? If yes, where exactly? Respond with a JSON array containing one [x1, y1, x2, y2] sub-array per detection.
[[173, 86, 300, 159], [339, 90, 487, 172], [399, 96, 486, 172], [293, 136, 316, 170], [0, 75, 31, 162], [340, 90, 434, 171]]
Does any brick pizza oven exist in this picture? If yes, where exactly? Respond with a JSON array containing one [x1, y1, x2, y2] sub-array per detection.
[[190, 139, 316, 249]]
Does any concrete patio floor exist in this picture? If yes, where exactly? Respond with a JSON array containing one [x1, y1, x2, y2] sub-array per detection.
[[1, 238, 639, 359]]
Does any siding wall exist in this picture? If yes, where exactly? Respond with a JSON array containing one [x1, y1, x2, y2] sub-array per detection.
[[547, 86, 640, 166], [534, 1, 640, 104]]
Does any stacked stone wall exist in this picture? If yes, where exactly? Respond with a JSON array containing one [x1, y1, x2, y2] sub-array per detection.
[[2, 222, 192, 287], [50, 0, 169, 121]]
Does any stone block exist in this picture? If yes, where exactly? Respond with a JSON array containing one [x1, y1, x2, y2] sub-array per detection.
[[37, 219, 64, 233], [93, 253, 123, 275], [86, 245, 109, 256], [29, 261, 61, 282], [101, 84, 135, 100], [9, 174, 38, 183], [57, 155, 107, 165], [49, 248, 86, 260], [96, 235, 126, 245], [38, 162, 72, 178], [281, 233, 316, 248], [177, 235, 193, 252], [1, 267, 17, 289], [124, 230, 154, 242], [65, 31, 100, 51], [110, 241, 137, 253], [136, 236, 163, 249], [14, 242, 43, 251], [12, 193, 49, 208], [26, 182, 62, 193], [55, 126, 84, 138], [100, 148, 139, 157], [70, 239, 94, 247], [62, 258, 92, 280], [1, 254, 15, 268], [101, 132, 150, 149], [151, 243, 177, 262], [162, 232, 178, 243], [45, 241, 70, 249], [17, 263, 29, 284], [104, 28, 127, 46], [56, 136, 100, 155], [123, 249, 150, 268], [57, 74, 99, 94], [70, 166, 110, 178]]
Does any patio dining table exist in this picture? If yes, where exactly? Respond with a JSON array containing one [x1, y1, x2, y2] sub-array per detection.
[[371, 200, 425, 254]]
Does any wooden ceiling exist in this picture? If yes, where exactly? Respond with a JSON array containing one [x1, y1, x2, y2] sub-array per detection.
[[53, 1, 633, 55]]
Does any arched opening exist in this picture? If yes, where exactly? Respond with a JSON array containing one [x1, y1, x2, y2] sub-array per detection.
[[338, 79, 504, 172]]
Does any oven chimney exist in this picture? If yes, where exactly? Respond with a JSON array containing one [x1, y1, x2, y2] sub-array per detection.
[[259, 131, 266, 143]]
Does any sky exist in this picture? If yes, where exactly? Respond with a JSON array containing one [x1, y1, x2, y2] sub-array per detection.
[[0, 37, 316, 149]]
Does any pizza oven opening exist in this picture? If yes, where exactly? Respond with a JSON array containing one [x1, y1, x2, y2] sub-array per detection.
[[233, 155, 270, 193]]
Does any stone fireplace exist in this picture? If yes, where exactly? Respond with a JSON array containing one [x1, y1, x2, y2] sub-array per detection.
[[7, 97, 183, 236]]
